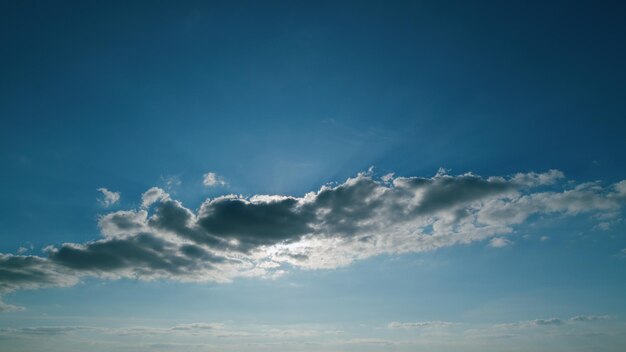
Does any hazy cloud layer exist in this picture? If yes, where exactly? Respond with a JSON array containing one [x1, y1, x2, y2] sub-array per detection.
[[0, 315, 616, 352], [388, 321, 456, 329], [1, 169, 625, 310]]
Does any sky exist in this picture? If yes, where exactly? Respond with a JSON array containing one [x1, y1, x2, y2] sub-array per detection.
[[1, 1, 626, 351]]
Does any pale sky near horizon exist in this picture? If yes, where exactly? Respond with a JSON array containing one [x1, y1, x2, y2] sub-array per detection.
[[1, 1, 626, 351]]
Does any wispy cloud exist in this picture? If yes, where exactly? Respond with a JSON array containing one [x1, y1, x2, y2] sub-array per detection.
[[0, 299, 24, 313], [569, 315, 610, 322], [388, 321, 457, 329], [203, 172, 227, 187], [97, 188, 120, 207]]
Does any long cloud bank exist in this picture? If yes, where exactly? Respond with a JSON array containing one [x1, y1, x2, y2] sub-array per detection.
[[1, 169, 625, 310]]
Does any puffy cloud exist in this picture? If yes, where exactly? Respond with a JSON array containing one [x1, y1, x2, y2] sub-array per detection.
[[489, 237, 512, 248], [141, 187, 170, 208], [97, 188, 120, 207], [511, 169, 564, 187], [1, 169, 625, 311], [203, 172, 227, 187]]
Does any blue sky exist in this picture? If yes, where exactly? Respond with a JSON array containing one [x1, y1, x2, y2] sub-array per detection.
[[1, 1, 626, 351]]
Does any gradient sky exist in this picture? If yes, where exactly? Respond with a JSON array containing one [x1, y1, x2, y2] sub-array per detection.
[[1, 1, 626, 351]]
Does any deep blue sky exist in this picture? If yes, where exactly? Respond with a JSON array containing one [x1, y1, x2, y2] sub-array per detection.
[[1, 1, 626, 351]]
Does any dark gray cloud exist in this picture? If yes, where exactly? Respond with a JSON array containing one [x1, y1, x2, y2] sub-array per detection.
[[47, 232, 228, 279], [1, 169, 625, 311], [197, 196, 314, 250], [0, 254, 76, 293]]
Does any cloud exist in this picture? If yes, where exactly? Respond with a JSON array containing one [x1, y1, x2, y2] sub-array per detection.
[[463, 314, 614, 341], [161, 175, 182, 190], [388, 321, 456, 329], [511, 169, 565, 187], [97, 188, 120, 207], [0, 321, 341, 342], [486, 315, 613, 333], [203, 172, 227, 187], [0, 254, 79, 312], [1, 169, 625, 310], [489, 237, 512, 248], [0, 299, 24, 312], [141, 187, 170, 208], [170, 323, 224, 331], [16, 245, 32, 254], [0, 326, 93, 335], [0, 254, 78, 293], [531, 318, 564, 326], [46, 233, 232, 282], [569, 315, 610, 322]]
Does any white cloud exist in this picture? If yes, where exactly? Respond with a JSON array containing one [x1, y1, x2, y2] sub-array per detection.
[[141, 187, 170, 208], [511, 169, 564, 187], [381, 172, 395, 183], [17, 243, 35, 254], [203, 172, 227, 187], [489, 237, 512, 248], [97, 188, 120, 207]]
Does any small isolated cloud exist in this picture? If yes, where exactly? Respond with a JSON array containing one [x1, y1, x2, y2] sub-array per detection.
[[489, 237, 512, 248], [16, 244, 33, 254], [97, 188, 120, 207], [161, 175, 182, 190], [203, 172, 227, 187]]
